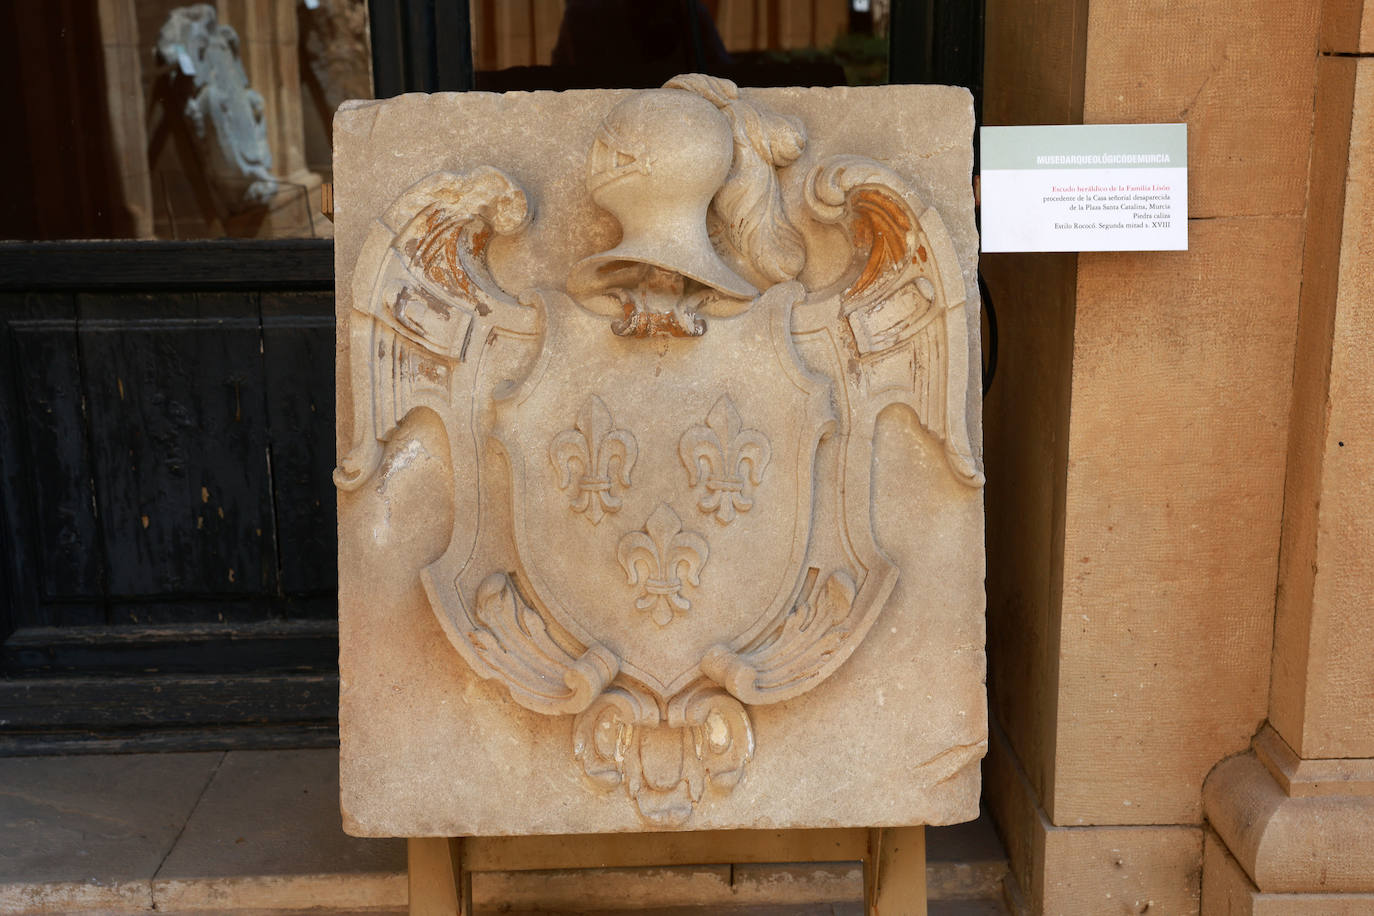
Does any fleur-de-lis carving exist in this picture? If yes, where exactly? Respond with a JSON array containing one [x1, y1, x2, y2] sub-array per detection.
[[617, 504, 709, 627], [679, 395, 771, 525], [550, 395, 638, 524]]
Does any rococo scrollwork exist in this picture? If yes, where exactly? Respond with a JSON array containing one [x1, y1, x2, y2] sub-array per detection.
[[336, 75, 983, 826]]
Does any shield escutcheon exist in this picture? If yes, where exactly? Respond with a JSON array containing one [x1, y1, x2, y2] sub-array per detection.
[[492, 282, 834, 702]]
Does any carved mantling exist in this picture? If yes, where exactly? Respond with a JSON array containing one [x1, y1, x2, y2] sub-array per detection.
[[335, 165, 535, 492], [337, 77, 983, 827], [803, 155, 983, 486]]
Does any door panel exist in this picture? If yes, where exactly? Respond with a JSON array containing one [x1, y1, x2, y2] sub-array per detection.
[[0, 241, 338, 753]]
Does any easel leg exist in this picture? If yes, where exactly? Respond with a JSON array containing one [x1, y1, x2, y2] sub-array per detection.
[[864, 828, 882, 909], [864, 826, 927, 915], [451, 838, 473, 915], [407, 837, 472, 915]]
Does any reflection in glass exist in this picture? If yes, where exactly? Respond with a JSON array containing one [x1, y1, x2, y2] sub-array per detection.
[[2, 0, 373, 242], [472, 0, 889, 92], [3, 1, 890, 241]]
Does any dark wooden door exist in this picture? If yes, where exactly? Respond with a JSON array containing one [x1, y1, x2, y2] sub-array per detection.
[[0, 241, 339, 754], [0, 0, 985, 755]]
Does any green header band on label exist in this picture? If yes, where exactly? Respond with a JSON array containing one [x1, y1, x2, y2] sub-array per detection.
[[981, 124, 1188, 171]]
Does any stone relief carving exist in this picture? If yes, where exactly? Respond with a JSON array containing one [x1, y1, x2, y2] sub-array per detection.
[[468, 572, 619, 716], [551, 396, 638, 525], [680, 395, 771, 526], [573, 683, 754, 826], [617, 504, 710, 626], [156, 4, 277, 212], [337, 76, 983, 826]]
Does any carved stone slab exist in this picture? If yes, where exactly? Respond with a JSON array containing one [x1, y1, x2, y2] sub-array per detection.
[[335, 80, 986, 836]]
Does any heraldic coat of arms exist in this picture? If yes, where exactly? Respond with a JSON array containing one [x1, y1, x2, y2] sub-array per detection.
[[335, 76, 986, 831]]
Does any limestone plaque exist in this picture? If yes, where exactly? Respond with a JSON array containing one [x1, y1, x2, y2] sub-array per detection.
[[335, 77, 987, 836]]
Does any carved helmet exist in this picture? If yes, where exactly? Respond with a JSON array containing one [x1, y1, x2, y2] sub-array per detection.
[[569, 87, 758, 300]]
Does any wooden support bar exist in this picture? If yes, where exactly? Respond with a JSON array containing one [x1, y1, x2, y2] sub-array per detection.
[[407, 837, 460, 915], [462, 826, 869, 872], [873, 826, 927, 915], [407, 826, 928, 914], [864, 827, 882, 905]]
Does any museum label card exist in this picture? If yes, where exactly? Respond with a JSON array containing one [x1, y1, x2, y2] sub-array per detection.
[[980, 124, 1188, 252]]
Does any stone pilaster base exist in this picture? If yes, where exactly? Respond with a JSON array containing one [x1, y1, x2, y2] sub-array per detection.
[[984, 721, 1201, 915], [1202, 726, 1374, 912]]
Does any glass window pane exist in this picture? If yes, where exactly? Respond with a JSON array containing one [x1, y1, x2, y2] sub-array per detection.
[[471, 0, 890, 92], [2, 0, 374, 241]]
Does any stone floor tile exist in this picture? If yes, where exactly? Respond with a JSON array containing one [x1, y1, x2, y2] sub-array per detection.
[[927, 809, 1007, 863], [0, 751, 223, 913], [151, 748, 405, 911], [729, 862, 863, 903], [926, 809, 1010, 900], [0, 747, 1007, 914]]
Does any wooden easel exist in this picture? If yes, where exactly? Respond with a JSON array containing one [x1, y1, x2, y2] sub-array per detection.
[[407, 826, 927, 915]]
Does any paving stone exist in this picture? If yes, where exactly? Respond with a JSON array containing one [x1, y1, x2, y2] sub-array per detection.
[[152, 748, 405, 911], [927, 809, 1010, 900], [0, 751, 222, 913], [0, 747, 1007, 913]]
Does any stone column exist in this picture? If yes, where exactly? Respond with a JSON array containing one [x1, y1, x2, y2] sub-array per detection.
[[216, 0, 329, 238], [1202, 8, 1374, 910], [980, 0, 1326, 911], [96, 0, 155, 238]]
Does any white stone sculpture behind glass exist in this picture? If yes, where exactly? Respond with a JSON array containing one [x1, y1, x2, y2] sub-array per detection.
[[334, 76, 987, 836], [156, 4, 277, 212]]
